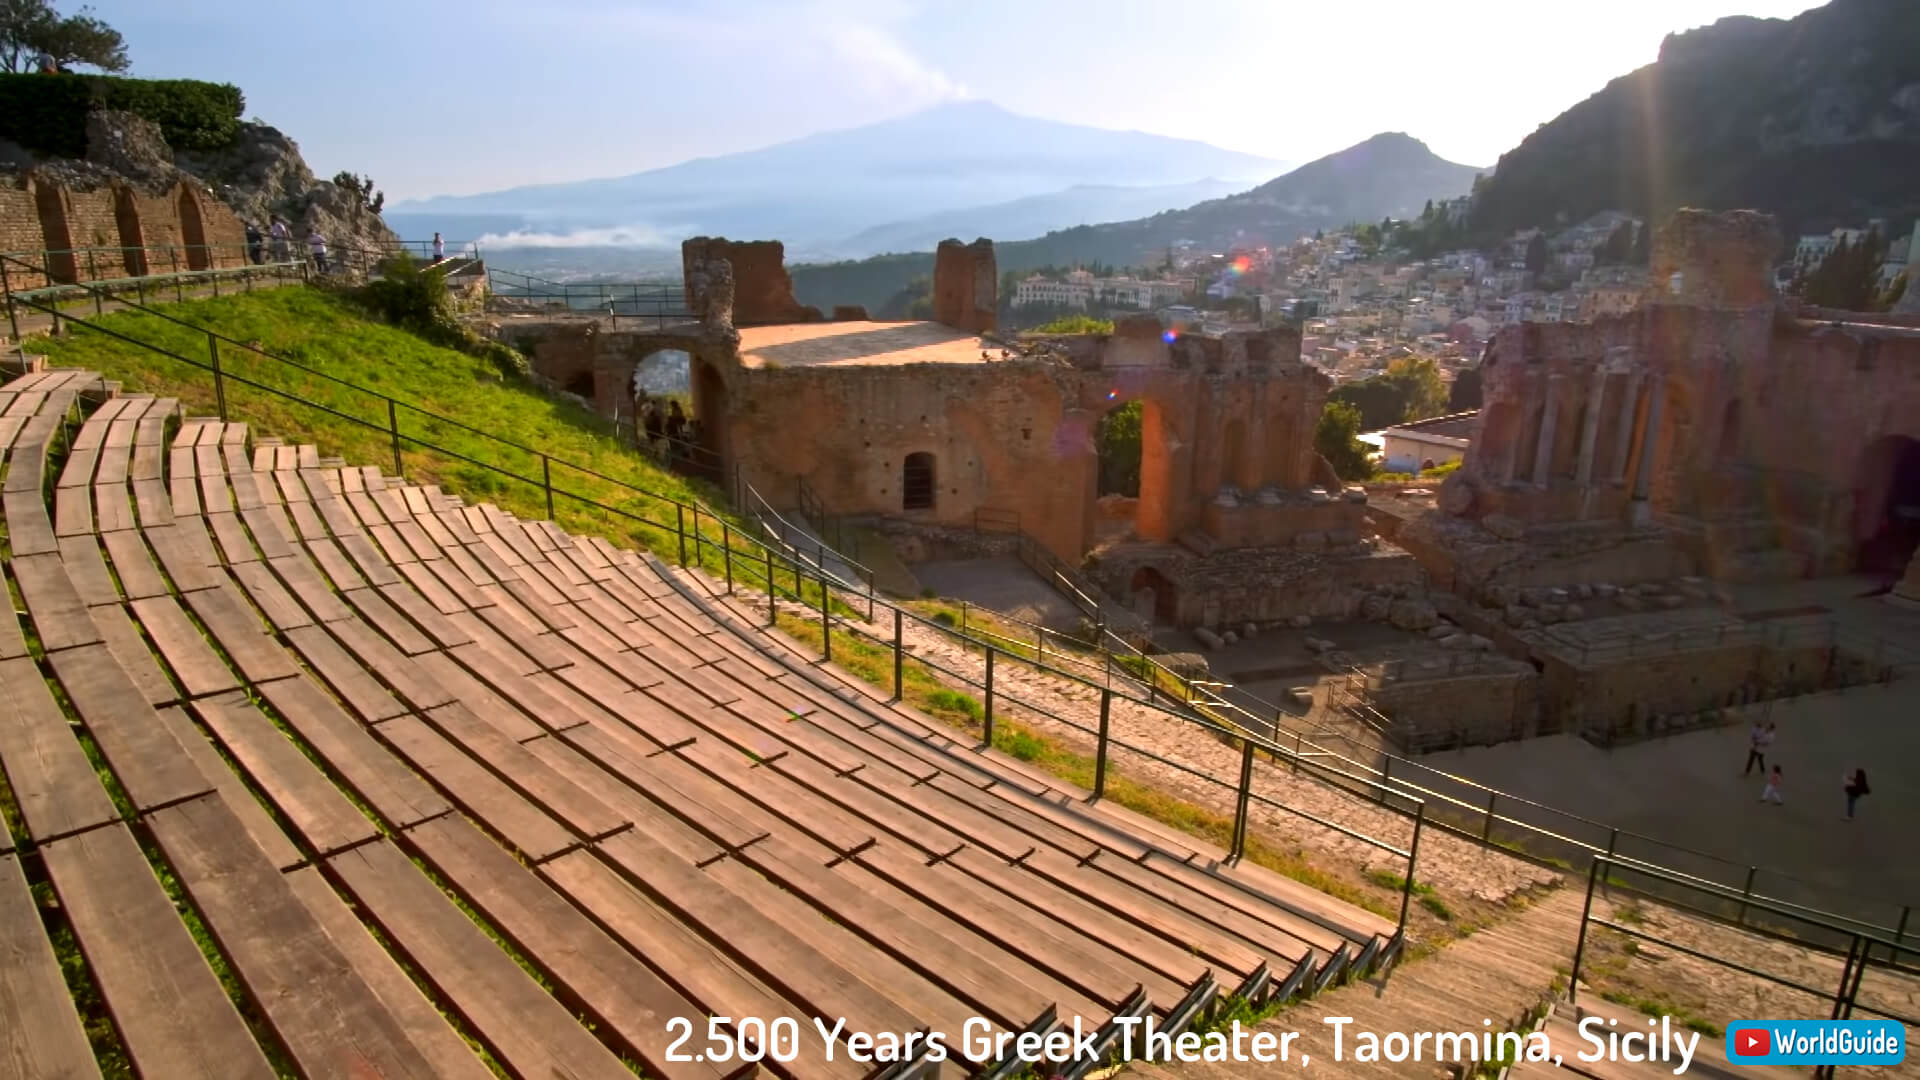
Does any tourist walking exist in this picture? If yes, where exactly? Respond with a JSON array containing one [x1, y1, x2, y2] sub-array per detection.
[[1843, 768, 1870, 821], [1742, 720, 1775, 776], [307, 230, 328, 274], [1760, 765, 1784, 805]]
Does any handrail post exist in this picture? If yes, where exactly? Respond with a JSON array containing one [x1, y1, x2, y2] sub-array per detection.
[[541, 455, 554, 519], [1093, 687, 1112, 800], [675, 503, 688, 565], [387, 398, 402, 477], [1, 257, 17, 344], [722, 521, 733, 594], [1894, 906, 1911, 967], [1378, 756, 1392, 805], [1482, 791, 1498, 843], [1736, 865, 1757, 926], [819, 568, 831, 664], [1568, 857, 1602, 1003], [208, 333, 227, 422], [1399, 804, 1426, 930], [765, 546, 776, 626], [892, 609, 904, 702], [983, 647, 996, 747], [1228, 739, 1255, 863], [1828, 937, 1862, 1021], [87, 249, 101, 312]]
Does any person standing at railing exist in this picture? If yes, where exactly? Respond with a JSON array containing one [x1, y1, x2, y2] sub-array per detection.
[[308, 230, 329, 274], [432, 232, 445, 263], [270, 218, 291, 262], [664, 400, 687, 464], [245, 222, 265, 265]]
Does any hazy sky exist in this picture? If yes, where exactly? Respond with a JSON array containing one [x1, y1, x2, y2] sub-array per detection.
[[91, 0, 1826, 201]]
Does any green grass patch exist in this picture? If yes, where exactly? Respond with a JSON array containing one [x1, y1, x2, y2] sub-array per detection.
[[23, 286, 835, 606], [1599, 990, 1723, 1037]]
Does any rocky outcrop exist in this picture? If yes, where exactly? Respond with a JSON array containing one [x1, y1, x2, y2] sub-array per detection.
[[5, 110, 398, 256]]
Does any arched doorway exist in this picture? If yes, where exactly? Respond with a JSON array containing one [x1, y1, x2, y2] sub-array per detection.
[[1129, 566, 1177, 624], [902, 452, 936, 511], [177, 188, 210, 270], [562, 372, 595, 399], [1095, 399, 1142, 497], [112, 187, 147, 276], [1852, 435, 1920, 574]]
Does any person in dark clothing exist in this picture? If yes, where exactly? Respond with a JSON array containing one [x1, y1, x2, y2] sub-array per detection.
[[1742, 721, 1775, 776], [642, 401, 665, 454], [1844, 769, 1870, 821], [244, 222, 264, 265], [664, 400, 687, 443]]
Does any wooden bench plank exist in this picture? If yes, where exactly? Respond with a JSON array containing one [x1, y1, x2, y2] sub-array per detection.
[[519, 737, 723, 865], [595, 828, 931, 1046], [376, 582, 471, 649], [329, 840, 639, 1080], [229, 559, 314, 631], [280, 624, 407, 721], [128, 595, 241, 698], [41, 824, 278, 1080], [181, 585, 301, 684], [151, 704, 306, 872], [0, 655, 120, 842], [420, 702, 627, 841], [206, 511, 259, 564], [282, 867, 498, 1080], [57, 534, 120, 608], [16, 553, 104, 654], [46, 643, 213, 813], [440, 615, 542, 677], [375, 715, 578, 862], [0, 852, 102, 1079], [561, 725, 774, 852], [0, 594, 25, 662], [145, 796, 442, 1079], [1019, 846, 1263, 979], [190, 690, 379, 857], [239, 504, 300, 560], [100, 529, 170, 600], [144, 523, 227, 593], [343, 588, 437, 655], [305, 538, 370, 590], [405, 815, 732, 1080], [252, 675, 450, 829], [396, 560, 469, 616], [410, 653, 544, 742], [4, 487, 60, 556], [267, 553, 355, 623], [320, 618, 456, 711]]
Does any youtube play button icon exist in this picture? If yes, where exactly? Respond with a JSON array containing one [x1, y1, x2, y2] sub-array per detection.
[[1734, 1029, 1772, 1057]]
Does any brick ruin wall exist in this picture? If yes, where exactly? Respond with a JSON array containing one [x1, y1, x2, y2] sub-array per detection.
[[1442, 210, 1920, 581], [933, 238, 997, 334], [681, 237, 821, 326], [1, 174, 249, 289], [718, 320, 1334, 569]]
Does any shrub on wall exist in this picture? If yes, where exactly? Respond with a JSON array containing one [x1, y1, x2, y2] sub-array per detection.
[[0, 73, 245, 155]]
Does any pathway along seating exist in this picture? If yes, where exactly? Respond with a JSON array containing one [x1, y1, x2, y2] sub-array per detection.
[[0, 366, 1396, 1080]]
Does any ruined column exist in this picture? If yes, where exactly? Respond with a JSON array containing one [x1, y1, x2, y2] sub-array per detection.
[[1502, 410, 1525, 485], [1530, 374, 1562, 487], [1610, 372, 1643, 483], [1631, 376, 1666, 502], [1574, 368, 1607, 486]]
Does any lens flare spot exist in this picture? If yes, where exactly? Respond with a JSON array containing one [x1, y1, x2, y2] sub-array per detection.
[[1162, 330, 1178, 344]]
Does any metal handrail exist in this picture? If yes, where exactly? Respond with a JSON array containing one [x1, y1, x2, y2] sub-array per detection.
[[7, 250, 1910, 957]]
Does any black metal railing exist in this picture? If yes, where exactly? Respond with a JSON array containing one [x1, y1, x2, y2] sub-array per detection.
[[5, 248, 1912, 976], [0, 248, 1429, 943], [486, 266, 692, 329]]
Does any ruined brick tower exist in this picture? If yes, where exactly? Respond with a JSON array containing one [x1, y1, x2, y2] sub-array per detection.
[[932, 238, 997, 333], [1646, 208, 1780, 310]]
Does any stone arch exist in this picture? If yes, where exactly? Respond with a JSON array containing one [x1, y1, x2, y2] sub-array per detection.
[[1852, 434, 1920, 574], [177, 187, 210, 270], [33, 181, 77, 283], [902, 452, 936, 511], [1129, 566, 1177, 623], [112, 186, 147, 276]]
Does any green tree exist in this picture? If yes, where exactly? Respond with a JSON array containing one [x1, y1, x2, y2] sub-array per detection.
[[1524, 232, 1548, 275], [1448, 365, 1483, 411], [1880, 271, 1909, 311], [1385, 355, 1448, 418], [1096, 400, 1142, 496], [1315, 401, 1374, 481], [0, 0, 125, 72], [333, 170, 385, 214], [1800, 230, 1888, 311], [1032, 314, 1114, 334]]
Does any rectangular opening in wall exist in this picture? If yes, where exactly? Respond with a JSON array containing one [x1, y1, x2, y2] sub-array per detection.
[[903, 452, 935, 511]]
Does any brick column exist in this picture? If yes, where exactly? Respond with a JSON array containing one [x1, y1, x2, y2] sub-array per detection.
[[1531, 374, 1562, 487], [1631, 376, 1665, 502], [1610, 372, 1643, 483], [1575, 368, 1607, 486]]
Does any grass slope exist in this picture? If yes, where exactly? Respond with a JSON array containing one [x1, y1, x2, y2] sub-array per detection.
[[25, 286, 760, 582]]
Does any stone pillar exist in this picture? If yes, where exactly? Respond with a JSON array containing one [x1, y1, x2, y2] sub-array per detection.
[[1502, 407, 1525, 486], [1631, 376, 1666, 502], [1531, 374, 1562, 487], [1575, 368, 1607, 486], [1610, 372, 1643, 483]]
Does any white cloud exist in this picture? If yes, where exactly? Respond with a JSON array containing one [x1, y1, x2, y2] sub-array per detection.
[[476, 224, 686, 249]]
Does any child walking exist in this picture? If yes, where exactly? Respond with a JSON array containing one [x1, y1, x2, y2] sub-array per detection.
[[1760, 765, 1784, 805]]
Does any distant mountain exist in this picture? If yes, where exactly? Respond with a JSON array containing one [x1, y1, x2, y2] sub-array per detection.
[[791, 133, 1482, 312], [1470, 0, 1920, 240], [835, 178, 1258, 257], [390, 101, 1286, 257]]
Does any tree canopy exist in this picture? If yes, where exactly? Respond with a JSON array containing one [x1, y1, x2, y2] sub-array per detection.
[[1327, 355, 1450, 430], [0, 0, 126, 73], [1796, 230, 1901, 312], [1315, 401, 1373, 482]]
